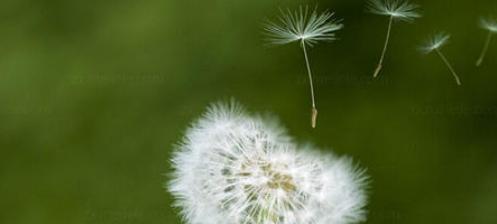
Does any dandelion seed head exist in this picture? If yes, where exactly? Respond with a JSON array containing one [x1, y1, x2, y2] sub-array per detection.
[[367, 0, 421, 22], [480, 17, 497, 33], [168, 101, 369, 224], [264, 6, 343, 47], [420, 32, 450, 53]]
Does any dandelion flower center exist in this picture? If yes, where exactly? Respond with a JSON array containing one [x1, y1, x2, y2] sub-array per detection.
[[234, 159, 297, 193]]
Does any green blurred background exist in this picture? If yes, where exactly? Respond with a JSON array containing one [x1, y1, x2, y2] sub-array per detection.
[[1, 0, 497, 223]]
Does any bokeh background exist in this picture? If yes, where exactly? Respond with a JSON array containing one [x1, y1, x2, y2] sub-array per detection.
[[1, 0, 497, 223]]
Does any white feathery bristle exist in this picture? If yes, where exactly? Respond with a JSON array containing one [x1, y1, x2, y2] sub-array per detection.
[[367, 0, 421, 21], [264, 6, 343, 47], [168, 101, 368, 224], [420, 32, 450, 53], [480, 17, 497, 33]]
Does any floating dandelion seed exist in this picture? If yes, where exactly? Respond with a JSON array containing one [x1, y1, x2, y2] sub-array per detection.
[[476, 17, 497, 66], [264, 6, 343, 128], [367, 0, 421, 78], [420, 33, 462, 86], [168, 101, 369, 224]]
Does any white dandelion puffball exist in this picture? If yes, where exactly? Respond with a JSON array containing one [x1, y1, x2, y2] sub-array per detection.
[[168, 102, 369, 224]]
